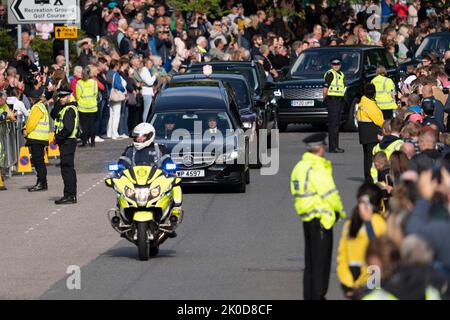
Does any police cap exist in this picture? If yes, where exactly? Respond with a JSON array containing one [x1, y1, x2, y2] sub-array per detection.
[[330, 58, 341, 65], [303, 133, 327, 148], [56, 86, 72, 97]]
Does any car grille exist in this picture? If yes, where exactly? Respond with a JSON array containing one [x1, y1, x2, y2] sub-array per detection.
[[171, 152, 216, 169], [282, 87, 323, 100]]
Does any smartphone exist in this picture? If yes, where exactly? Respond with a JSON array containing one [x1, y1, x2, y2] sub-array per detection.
[[432, 160, 442, 183]]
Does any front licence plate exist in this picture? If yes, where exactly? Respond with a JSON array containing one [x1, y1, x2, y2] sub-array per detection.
[[291, 100, 315, 107], [176, 170, 205, 178]]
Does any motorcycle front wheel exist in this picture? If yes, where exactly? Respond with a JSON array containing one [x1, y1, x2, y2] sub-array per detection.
[[137, 222, 149, 261]]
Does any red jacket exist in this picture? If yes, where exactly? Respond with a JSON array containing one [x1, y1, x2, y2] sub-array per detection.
[[393, 3, 408, 17]]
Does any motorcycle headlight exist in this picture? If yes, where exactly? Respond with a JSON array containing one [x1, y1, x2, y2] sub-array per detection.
[[124, 186, 136, 200], [135, 187, 150, 206], [150, 186, 161, 198]]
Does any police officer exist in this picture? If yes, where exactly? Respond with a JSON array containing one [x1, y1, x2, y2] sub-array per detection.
[[75, 66, 98, 147], [323, 59, 345, 153], [23, 89, 49, 192], [118, 122, 182, 237], [290, 133, 345, 300], [371, 66, 397, 120], [52, 87, 79, 204]]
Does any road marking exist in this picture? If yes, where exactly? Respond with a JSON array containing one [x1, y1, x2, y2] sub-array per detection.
[[24, 176, 108, 234]]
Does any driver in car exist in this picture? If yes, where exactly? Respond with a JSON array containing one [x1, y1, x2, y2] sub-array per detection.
[[163, 115, 177, 139]]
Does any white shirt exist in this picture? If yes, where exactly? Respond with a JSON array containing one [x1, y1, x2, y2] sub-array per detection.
[[6, 96, 29, 117], [139, 67, 157, 96]]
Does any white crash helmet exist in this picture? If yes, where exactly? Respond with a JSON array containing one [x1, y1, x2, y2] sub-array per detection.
[[132, 122, 155, 150]]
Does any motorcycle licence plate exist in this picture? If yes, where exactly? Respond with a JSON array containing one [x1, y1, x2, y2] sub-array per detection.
[[291, 100, 314, 107], [176, 170, 205, 178]]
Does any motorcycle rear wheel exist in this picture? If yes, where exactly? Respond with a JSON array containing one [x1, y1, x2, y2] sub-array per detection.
[[137, 222, 150, 261]]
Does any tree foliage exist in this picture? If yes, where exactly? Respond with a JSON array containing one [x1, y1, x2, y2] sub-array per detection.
[[0, 29, 17, 61], [167, 0, 223, 18]]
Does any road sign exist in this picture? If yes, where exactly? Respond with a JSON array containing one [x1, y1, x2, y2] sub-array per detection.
[[54, 26, 78, 39], [8, 0, 80, 24]]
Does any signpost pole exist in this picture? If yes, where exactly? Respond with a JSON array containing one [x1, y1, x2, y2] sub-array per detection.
[[17, 24, 22, 49], [64, 39, 70, 78]]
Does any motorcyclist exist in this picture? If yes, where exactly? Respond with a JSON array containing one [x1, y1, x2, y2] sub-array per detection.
[[118, 122, 182, 238]]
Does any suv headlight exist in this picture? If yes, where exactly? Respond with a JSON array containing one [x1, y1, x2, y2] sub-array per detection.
[[273, 89, 282, 97]]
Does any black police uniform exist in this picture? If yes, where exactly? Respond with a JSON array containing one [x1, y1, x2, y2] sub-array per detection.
[[323, 60, 345, 153], [53, 100, 78, 204], [118, 143, 168, 170]]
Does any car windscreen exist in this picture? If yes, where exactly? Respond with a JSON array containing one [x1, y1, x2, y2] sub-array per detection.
[[415, 36, 450, 59], [189, 66, 258, 93], [290, 50, 361, 77], [151, 111, 234, 139], [222, 79, 250, 107]]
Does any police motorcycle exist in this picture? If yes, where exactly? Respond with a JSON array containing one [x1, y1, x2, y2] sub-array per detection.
[[105, 123, 183, 261]]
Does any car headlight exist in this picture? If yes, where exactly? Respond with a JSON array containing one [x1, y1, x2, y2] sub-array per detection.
[[135, 187, 150, 206], [273, 89, 282, 97], [150, 186, 161, 198], [218, 150, 239, 163], [243, 122, 253, 129], [124, 186, 136, 200]]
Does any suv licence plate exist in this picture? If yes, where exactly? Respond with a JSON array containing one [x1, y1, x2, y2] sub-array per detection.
[[176, 170, 205, 178], [291, 100, 315, 107]]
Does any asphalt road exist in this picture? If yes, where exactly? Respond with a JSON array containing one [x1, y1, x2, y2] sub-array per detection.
[[0, 126, 364, 300]]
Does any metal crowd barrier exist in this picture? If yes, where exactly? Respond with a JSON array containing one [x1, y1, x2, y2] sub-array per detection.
[[0, 116, 25, 177]]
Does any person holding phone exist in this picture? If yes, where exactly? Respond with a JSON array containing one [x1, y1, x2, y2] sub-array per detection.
[[337, 183, 387, 299]]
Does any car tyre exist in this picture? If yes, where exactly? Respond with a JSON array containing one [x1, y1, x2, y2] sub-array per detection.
[[343, 99, 359, 132]]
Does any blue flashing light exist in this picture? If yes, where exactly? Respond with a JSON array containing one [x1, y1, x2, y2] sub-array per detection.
[[164, 162, 177, 172], [108, 163, 120, 172]]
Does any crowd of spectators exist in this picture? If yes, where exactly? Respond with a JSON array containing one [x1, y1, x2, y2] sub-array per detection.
[[0, 0, 450, 299]]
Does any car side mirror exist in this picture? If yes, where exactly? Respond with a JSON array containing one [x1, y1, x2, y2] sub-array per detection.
[[279, 66, 290, 77]]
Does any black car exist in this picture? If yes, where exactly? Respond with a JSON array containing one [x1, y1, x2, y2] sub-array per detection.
[[150, 80, 250, 192], [399, 31, 450, 72], [168, 72, 262, 166], [275, 45, 398, 131], [188, 61, 278, 135]]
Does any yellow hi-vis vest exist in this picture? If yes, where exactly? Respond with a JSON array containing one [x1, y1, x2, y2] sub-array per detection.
[[371, 75, 397, 110], [324, 69, 345, 97], [370, 138, 403, 183], [372, 139, 403, 158], [55, 105, 79, 139], [76, 79, 98, 113], [363, 286, 441, 300], [28, 102, 50, 141], [290, 152, 345, 230]]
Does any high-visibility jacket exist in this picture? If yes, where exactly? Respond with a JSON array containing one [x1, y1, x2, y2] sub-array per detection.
[[54, 95, 77, 130], [337, 215, 387, 289], [363, 287, 441, 300], [76, 79, 98, 113], [55, 104, 79, 139], [371, 137, 403, 183], [27, 102, 50, 141], [290, 152, 345, 230], [371, 75, 397, 110], [372, 138, 403, 158], [324, 69, 345, 97]]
